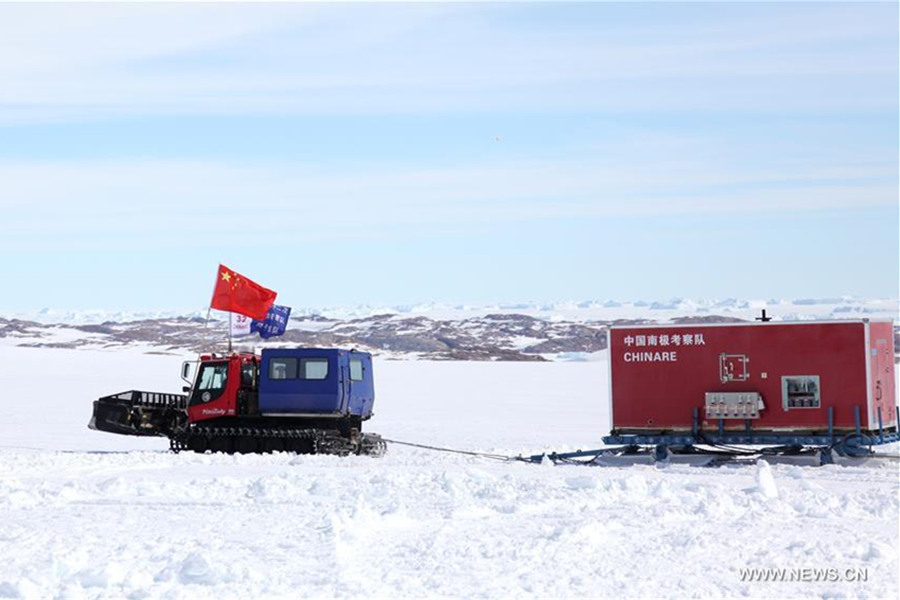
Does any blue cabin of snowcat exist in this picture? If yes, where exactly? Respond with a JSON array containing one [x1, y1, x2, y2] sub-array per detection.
[[258, 348, 374, 418]]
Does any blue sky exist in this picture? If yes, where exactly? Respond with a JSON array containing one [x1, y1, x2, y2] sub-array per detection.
[[0, 2, 896, 311]]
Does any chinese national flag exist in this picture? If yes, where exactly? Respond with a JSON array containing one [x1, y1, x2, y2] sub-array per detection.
[[210, 264, 277, 320]]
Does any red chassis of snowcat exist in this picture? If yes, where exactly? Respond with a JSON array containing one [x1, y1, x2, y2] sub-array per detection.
[[185, 353, 258, 424]]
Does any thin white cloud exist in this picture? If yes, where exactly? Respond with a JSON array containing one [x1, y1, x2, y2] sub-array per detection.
[[0, 148, 893, 251], [0, 3, 895, 124]]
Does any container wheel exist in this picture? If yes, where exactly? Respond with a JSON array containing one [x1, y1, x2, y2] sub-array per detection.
[[836, 433, 873, 458]]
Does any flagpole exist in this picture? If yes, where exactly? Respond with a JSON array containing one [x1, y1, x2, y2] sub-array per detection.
[[209, 264, 233, 354], [206, 265, 220, 330], [206, 266, 219, 352]]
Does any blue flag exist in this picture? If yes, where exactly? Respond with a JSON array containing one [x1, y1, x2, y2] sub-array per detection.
[[251, 304, 291, 339]]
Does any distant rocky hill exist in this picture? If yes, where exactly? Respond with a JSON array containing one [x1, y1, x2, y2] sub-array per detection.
[[0, 313, 744, 361], [2, 304, 897, 361]]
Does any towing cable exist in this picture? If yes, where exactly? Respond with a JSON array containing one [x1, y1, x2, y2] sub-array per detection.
[[381, 438, 522, 462]]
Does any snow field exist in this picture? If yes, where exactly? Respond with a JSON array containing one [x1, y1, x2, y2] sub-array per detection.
[[0, 347, 897, 598]]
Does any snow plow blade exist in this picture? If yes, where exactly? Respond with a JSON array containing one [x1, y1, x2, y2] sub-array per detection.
[[89, 390, 187, 437]]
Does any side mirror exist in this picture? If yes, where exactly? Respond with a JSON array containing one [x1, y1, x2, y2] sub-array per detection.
[[181, 361, 194, 384]]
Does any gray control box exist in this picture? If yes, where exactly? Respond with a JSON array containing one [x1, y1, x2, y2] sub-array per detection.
[[705, 392, 764, 420]]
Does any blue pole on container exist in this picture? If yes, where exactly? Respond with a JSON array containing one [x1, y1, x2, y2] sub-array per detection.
[[828, 406, 834, 444], [877, 407, 884, 443], [691, 407, 698, 441], [854, 406, 861, 438]]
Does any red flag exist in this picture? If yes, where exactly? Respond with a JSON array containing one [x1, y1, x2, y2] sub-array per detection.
[[210, 264, 277, 320]]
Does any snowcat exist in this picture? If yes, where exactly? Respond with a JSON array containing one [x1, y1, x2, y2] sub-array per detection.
[[89, 348, 386, 456]]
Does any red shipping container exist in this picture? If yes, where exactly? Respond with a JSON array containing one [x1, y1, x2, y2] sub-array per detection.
[[608, 320, 897, 434]]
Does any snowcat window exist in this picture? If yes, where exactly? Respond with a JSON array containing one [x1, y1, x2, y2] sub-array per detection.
[[241, 363, 255, 387], [269, 357, 298, 380], [350, 359, 364, 381], [300, 358, 329, 380], [197, 363, 228, 391]]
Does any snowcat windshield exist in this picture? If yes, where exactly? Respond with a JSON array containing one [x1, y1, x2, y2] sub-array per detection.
[[190, 362, 228, 405]]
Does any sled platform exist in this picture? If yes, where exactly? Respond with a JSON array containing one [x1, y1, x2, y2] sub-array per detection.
[[523, 406, 900, 466], [89, 390, 187, 437]]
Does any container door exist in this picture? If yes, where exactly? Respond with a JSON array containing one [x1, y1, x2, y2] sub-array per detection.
[[719, 353, 750, 383], [869, 322, 897, 429]]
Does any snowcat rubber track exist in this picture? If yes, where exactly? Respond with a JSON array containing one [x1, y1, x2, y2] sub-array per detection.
[[171, 425, 387, 457]]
